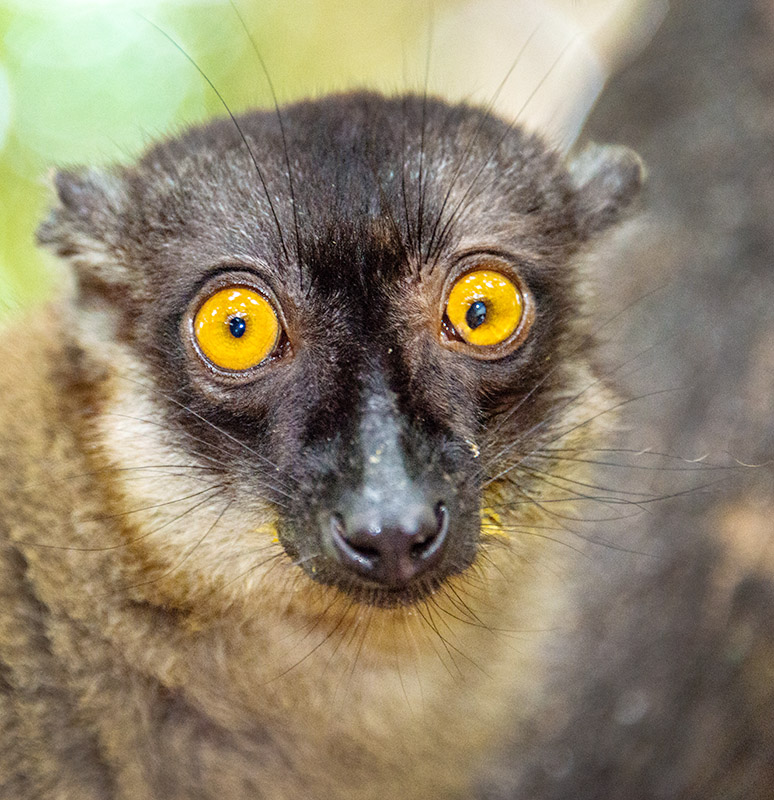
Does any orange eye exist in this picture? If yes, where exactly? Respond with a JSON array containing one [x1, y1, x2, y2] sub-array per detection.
[[193, 286, 280, 371], [445, 269, 523, 347]]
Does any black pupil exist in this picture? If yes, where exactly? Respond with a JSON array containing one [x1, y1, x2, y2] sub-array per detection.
[[229, 316, 247, 338], [466, 300, 488, 330]]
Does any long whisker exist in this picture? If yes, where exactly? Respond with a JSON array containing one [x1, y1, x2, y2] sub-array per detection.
[[27, 485, 227, 554], [263, 597, 357, 685], [118, 494, 234, 593], [400, 97, 417, 256], [489, 476, 726, 514], [424, 22, 543, 265], [229, 0, 303, 281], [105, 412, 231, 470], [429, 34, 579, 264], [115, 374, 298, 496], [140, 15, 289, 262], [481, 385, 686, 493], [480, 283, 673, 455], [414, 6, 434, 259], [24, 463, 225, 492], [362, 145, 411, 265], [104, 410, 293, 504], [480, 329, 685, 485], [527, 450, 732, 473], [219, 550, 286, 591], [515, 463, 664, 499]]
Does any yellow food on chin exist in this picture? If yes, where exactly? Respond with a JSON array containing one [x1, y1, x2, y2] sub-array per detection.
[[194, 287, 279, 371], [446, 269, 523, 346]]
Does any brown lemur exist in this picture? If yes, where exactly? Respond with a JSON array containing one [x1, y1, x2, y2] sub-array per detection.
[[0, 92, 642, 799]]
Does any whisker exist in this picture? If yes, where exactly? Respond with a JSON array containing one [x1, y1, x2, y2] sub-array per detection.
[[104, 410, 293, 504], [79, 484, 230, 525], [332, 604, 374, 697], [527, 450, 732, 473], [413, 603, 461, 681], [31, 485, 228, 554], [219, 550, 286, 591], [263, 597, 357, 685], [429, 34, 579, 264], [117, 494, 234, 593], [484, 523, 589, 556], [443, 580, 500, 632], [229, 0, 303, 280], [482, 385, 686, 489], [424, 22, 543, 265], [362, 145, 411, 264], [514, 463, 663, 500], [415, 6, 434, 258], [423, 599, 492, 678], [24, 463, 225, 492], [139, 15, 290, 262], [105, 412, 231, 469], [543, 386, 686, 448], [484, 515, 657, 556], [429, 588, 501, 635], [266, 580, 345, 648], [115, 374, 298, 498], [489, 476, 726, 513], [490, 472, 628, 528], [480, 297, 677, 465]]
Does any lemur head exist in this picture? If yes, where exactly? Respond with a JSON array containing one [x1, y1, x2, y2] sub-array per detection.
[[39, 92, 642, 612]]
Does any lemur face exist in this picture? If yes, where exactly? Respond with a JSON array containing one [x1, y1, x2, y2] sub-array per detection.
[[39, 93, 641, 609]]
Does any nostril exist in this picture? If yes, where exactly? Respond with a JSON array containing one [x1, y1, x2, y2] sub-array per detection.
[[330, 514, 380, 571], [426, 501, 449, 557], [409, 539, 428, 557], [409, 503, 448, 560]]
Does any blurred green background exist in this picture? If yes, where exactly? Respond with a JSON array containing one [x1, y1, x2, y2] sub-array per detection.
[[0, 0, 462, 320]]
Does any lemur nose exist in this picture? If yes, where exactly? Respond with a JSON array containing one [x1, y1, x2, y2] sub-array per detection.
[[330, 503, 449, 587]]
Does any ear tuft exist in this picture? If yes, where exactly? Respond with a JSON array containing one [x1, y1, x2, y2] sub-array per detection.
[[53, 168, 125, 222], [37, 167, 129, 291], [570, 143, 645, 235]]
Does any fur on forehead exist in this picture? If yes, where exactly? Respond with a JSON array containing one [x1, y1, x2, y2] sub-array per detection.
[[37, 92, 644, 300]]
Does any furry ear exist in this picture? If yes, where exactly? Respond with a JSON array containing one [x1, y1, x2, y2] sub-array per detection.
[[37, 167, 130, 290], [569, 143, 645, 235]]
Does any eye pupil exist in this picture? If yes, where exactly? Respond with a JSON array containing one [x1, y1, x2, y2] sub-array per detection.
[[228, 316, 247, 338], [465, 300, 488, 330]]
